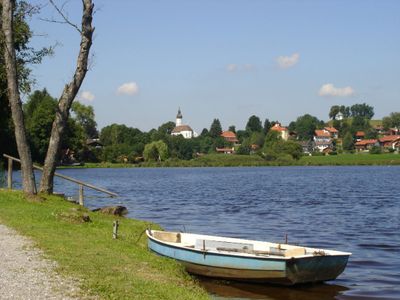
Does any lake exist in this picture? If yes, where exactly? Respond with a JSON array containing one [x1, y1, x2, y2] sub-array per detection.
[[9, 166, 400, 299]]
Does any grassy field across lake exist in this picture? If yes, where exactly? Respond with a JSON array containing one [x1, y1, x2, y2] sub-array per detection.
[[299, 153, 400, 166], [0, 190, 208, 300]]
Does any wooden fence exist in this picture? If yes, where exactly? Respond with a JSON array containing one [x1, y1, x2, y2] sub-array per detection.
[[3, 154, 118, 206]]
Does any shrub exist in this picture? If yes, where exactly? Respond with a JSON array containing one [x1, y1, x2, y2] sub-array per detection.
[[369, 146, 382, 154]]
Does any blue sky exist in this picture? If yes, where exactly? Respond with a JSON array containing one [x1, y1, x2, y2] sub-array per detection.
[[28, 0, 400, 132]]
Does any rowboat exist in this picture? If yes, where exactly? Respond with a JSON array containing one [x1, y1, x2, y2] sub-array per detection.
[[146, 230, 351, 285]]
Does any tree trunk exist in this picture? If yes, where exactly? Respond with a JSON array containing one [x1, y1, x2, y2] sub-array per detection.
[[1, 0, 36, 194], [39, 0, 94, 193]]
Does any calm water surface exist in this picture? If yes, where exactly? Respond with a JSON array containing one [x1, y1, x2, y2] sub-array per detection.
[[12, 166, 400, 299]]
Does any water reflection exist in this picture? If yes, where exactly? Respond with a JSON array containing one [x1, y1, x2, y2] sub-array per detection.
[[198, 277, 348, 300]]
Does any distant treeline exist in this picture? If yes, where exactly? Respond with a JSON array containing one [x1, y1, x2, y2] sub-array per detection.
[[1, 88, 399, 165]]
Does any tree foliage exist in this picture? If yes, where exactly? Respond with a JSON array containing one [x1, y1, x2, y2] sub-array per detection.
[[71, 102, 98, 139], [0, 1, 51, 163], [342, 132, 355, 151], [246, 115, 262, 132], [143, 140, 169, 161], [350, 103, 374, 119], [209, 118, 222, 138], [263, 118, 271, 134], [382, 112, 400, 130], [291, 114, 323, 140]]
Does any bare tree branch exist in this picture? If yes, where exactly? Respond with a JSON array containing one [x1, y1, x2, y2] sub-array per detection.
[[47, 0, 81, 33], [40, 0, 95, 193]]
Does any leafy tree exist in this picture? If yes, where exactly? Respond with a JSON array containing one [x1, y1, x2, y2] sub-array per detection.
[[329, 105, 340, 119], [198, 136, 213, 153], [365, 128, 377, 139], [339, 105, 350, 118], [200, 128, 209, 136], [236, 139, 251, 155], [292, 114, 323, 140], [171, 136, 197, 159], [262, 139, 302, 161], [101, 144, 135, 163], [382, 112, 400, 130], [24, 90, 57, 161], [369, 146, 381, 154], [249, 132, 265, 147], [350, 103, 374, 119], [143, 140, 169, 161], [71, 102, 98, 138], [351, 116, 370, 132], [158, 121, 175, 135], [1, 1, 52, 194], [236, 130, 249, 143], [342, 132, 354, 151], [288, 121, 296, 132], [209, 118, 222, 138], [246, 115, 262, 132], [228, 125, 236, 133], [263, 118, 271, 134], [263, 130, 280, 147]]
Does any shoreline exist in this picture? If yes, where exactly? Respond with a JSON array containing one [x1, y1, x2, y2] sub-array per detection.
[[0, 190, 209, 299], [59, 153, 400, 169]]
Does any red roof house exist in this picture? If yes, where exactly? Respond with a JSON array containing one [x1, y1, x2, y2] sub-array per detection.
[[220, 131, 239, 143], [379, 135, 400, 148], [270, 123, 289, 140], [355, 139, 379, 151]]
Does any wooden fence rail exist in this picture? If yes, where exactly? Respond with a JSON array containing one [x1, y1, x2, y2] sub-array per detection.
[[3, 154, 118, 206]]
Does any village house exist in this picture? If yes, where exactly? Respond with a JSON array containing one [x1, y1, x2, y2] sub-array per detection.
[[355, 139, 379, 152], [378, 135, 400, 150], [216, 147, 235, 154], [299, 140, 314, 155], [355, 131, 365, 142], [324, 127, 339, 139], [373, 124, 385, 135], [313, 129, 333, 152], [171, 108, 197, 139], [220, 131, 239, 144], [270, 123, 289, 140], [387, 127, 399, 136], [335, 112, 344, 121]]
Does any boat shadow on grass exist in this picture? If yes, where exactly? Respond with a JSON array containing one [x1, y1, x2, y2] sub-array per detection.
[[197, 276, 349, 300]]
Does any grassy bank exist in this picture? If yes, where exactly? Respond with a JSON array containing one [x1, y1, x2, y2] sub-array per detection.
[[74, 153, 400, 168], [0, 190, 208, 300], [300, 153, 400, 166]]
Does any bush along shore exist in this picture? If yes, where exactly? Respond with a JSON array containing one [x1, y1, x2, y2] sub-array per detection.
[[0, 190, 208, 300]]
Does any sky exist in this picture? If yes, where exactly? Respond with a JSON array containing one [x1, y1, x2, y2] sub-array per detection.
[[27, 0, 400, 132]]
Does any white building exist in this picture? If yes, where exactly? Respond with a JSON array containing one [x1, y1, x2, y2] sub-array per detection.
[[171, 108, 197, 139]]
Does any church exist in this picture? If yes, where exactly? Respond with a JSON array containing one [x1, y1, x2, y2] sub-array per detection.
[[171, 108, 197, 139]]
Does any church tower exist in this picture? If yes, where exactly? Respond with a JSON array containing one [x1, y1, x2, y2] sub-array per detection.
[[176, 108, 183, 126]]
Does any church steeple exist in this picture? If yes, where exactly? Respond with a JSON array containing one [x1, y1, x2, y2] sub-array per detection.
[[176, 108, 182, 126]]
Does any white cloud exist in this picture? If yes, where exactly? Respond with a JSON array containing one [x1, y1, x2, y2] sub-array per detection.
[[226, 63, 255, 72], [117, 82, 139, 95], [318, 83, 355, 97], [226, 64, 238, 72], [276, 53, 300, 69], [78, 90, 95, 102]]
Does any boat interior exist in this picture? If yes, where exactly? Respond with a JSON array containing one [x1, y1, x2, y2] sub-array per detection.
[[148, 230, 349, 258]]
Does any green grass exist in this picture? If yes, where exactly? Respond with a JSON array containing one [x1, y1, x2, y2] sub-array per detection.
[[0, 190, 209, 300], [299, 153, 400, 165]]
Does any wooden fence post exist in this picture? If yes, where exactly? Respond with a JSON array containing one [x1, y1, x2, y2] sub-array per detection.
[[7, 157, 12, 189], [78, 184, 84, 206], [113, 220, 119, 239]]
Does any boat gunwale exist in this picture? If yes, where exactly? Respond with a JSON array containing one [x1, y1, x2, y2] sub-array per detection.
[[146, 230, 352, 261]]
